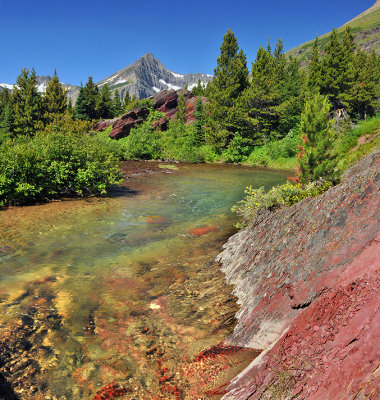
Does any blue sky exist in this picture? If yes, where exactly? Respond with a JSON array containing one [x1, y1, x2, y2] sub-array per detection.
[[0, 0, 375, 85]]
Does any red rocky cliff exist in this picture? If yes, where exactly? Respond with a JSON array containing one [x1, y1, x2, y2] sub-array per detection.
[[217, 149, 380, 399], [92, 89, 208, 140]]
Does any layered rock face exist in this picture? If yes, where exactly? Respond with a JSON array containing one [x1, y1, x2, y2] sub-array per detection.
[[217, 150, 380, 399]]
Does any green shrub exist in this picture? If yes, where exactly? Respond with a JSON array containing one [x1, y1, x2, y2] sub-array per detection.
[[125, 98, 154, 113], [160, 121, 206, 163], [0, 131, 123, 206], [233, 180, 332, 223], [124, 123, 161, 160], [248, 128, 301, 167], [92, 128, 129, 160], [222, 133, 253, 163]]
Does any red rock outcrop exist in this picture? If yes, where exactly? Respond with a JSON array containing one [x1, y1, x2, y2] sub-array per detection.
[[93, 90, 209, 138], [217, 149, 380, 399], [109, 107, 149, 139]]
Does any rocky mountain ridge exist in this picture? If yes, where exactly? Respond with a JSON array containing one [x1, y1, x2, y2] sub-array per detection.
[[98, 53, 213, 100]]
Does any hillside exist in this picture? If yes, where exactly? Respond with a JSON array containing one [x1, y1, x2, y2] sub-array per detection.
[[287, 0, 380, 65]]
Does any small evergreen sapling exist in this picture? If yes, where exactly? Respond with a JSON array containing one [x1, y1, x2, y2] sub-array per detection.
[[298, 93, 337, 183]]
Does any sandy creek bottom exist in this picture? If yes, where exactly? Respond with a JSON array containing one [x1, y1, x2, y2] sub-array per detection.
[[0, 161, 289, 399]]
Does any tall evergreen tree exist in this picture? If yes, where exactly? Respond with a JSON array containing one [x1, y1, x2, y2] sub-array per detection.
[[12, 68, 42, 136], [0, 101, 13, 142], [74, 84, 87, 120], [207, 29, 249, 134], [307, 37, 322, 91], [95, 84, 113, 119], [238, 45, 278, 142], [277, 56, 305, 135], [194, 97, 205, 144], [176, 91, 187, 123], [346, 49, 377, 118], [123, 90, 132, 111], [112, 89, 123, 117], [43, 69, 67, 123], [319, 29, 346, 108], [83, 77, 98, 120], [67, 97, 74, 115]]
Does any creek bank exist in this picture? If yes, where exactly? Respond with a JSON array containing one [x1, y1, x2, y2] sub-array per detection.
[[217, 149, 380, 399]]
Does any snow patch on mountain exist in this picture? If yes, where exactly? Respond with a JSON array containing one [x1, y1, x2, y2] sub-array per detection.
[[159, 79, 181, 91], [152, 86, 160, 93], [170, 71, 184, 79]]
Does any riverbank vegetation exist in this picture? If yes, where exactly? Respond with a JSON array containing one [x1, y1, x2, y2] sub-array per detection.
[[0, 26, 378, 207]]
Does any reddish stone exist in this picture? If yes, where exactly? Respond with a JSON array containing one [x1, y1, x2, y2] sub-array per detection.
[[109, 107, 149, 140]]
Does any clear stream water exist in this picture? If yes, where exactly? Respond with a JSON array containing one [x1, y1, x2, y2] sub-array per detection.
[[0, 163, 289, 399]]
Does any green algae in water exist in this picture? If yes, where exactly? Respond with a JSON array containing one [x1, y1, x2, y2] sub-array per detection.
[[0, 163, 288, 399]]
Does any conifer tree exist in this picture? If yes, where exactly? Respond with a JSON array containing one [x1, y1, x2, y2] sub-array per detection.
[[176, 91, 187, 124], [123, 90, 132, 111], [194, 97, 205, 143], [74, 84, 87, 120], [67, 97, 74, 114], [307, 37, 322, 91], [191, 79, 205, 96], [95, 84, 113, 119], [0, 101, 13, 142], [112, 89, 123, 117], [83, 76, 98, 120], [346, 49, 377, 118], [298, 93, 337, 183], [319, 29, 346, 108], [12, 68, 42, 136], [207, 29, 249, 133], [277, 56, 305, 135], [239, 46, 278, 142], [43, 69, 67, 123]]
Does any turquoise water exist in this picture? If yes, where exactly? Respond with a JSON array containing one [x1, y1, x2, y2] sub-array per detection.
[[0, 163, 289, 399]]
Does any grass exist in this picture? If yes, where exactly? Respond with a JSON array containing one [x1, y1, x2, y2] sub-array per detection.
[[335, 114, 380, 172], [287, 1, 380, 62]]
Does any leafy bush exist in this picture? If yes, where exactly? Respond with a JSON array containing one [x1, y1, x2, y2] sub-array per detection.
[[160, 121, 205, 163], [92, 127, 129, 160], [233, 180, 332, 223], [222, 133, 253, 163], [41, 112, 93, 135], [0, 131, 123, 206], [248, 128, 301, 167], [124, 123, 161, 160]]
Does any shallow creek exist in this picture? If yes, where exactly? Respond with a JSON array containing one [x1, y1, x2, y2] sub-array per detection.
[[0, 162, 288, 399]]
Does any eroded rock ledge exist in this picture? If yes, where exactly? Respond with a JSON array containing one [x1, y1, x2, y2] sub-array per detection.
[[217, 149, 380, 399]]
